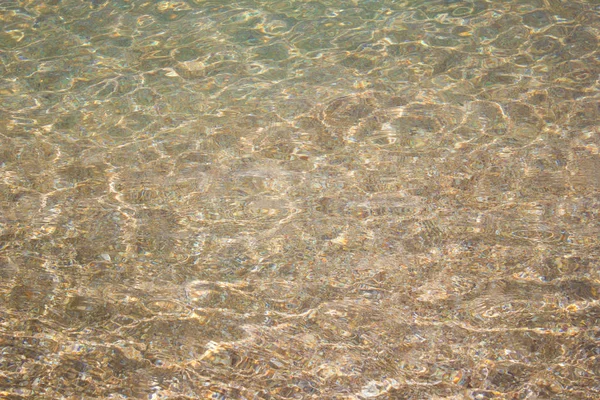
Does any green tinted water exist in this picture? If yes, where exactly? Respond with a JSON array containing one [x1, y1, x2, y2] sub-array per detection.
[[1, 0, 599, 398]]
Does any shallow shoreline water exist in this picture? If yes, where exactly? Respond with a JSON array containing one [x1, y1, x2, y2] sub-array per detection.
[[1, 0, 599, 398]]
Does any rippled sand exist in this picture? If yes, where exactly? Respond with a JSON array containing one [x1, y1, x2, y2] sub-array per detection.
[[1, 0, 599, 398]]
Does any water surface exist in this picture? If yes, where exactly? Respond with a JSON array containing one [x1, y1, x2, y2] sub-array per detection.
[[1, 0, 599, 398]]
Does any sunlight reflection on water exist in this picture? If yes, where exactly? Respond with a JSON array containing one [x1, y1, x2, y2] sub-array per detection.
[[0, 0, 599, 398]]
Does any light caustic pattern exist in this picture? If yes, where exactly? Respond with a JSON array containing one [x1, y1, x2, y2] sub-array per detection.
[[0, 0, 599, 398]]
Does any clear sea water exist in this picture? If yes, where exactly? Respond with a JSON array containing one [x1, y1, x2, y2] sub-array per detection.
[[1, 0, 599, 398]]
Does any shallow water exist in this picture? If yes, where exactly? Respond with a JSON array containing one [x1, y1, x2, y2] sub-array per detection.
[[1, 0, 599, 398]]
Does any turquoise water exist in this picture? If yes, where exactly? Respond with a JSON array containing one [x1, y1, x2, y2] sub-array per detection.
[[1, 0, 599, 398]]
